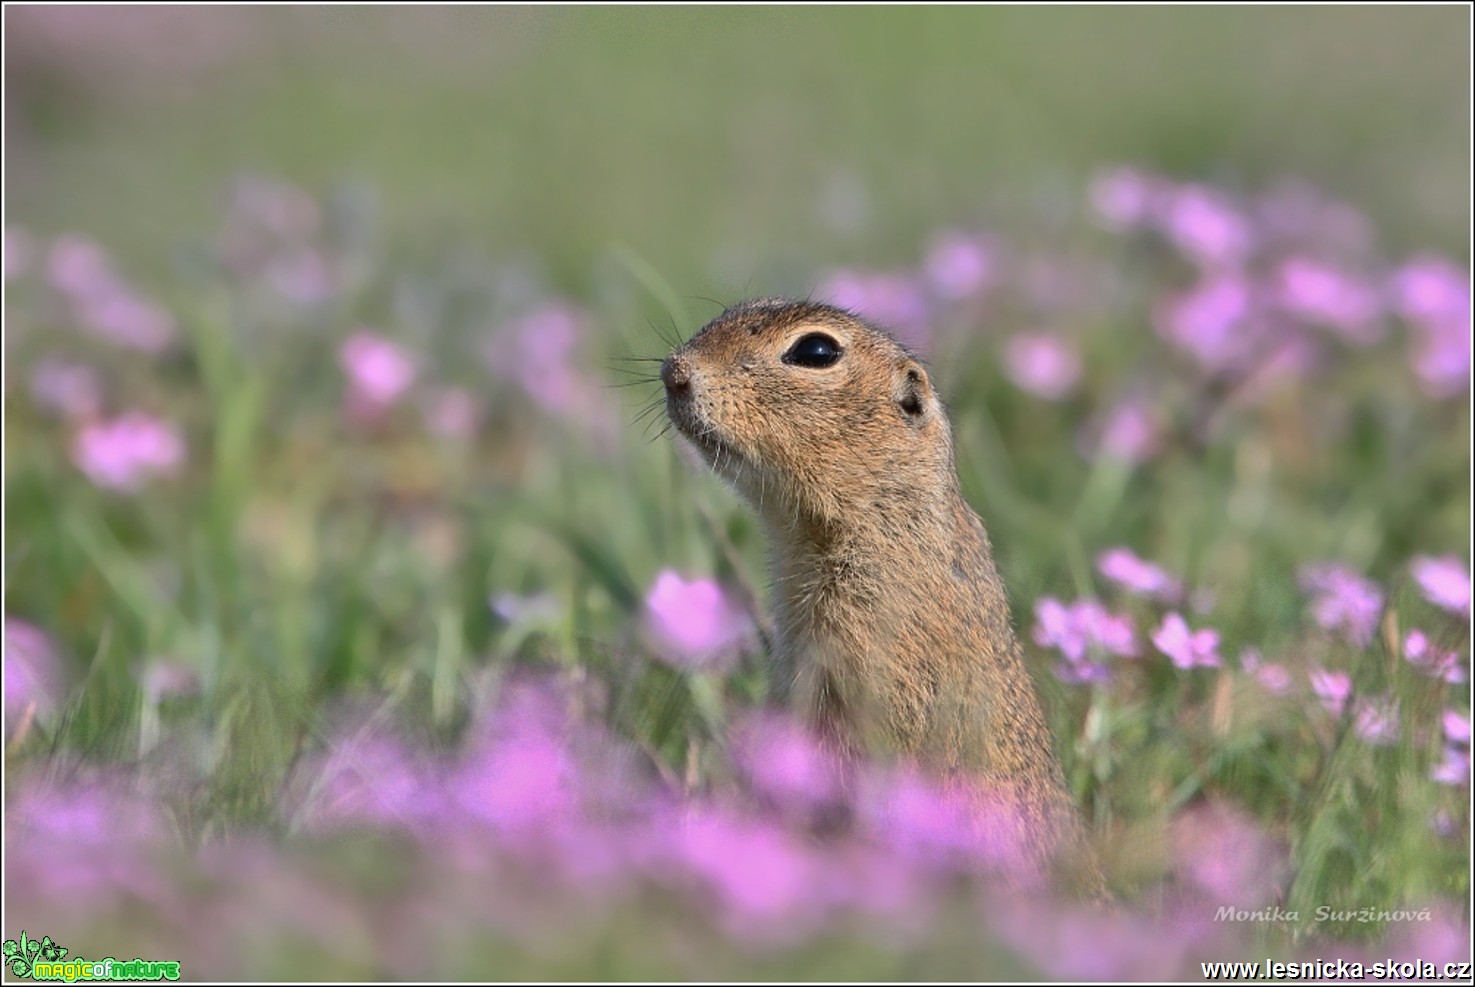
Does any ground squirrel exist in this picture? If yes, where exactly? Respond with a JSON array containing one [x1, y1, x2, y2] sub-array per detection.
[[661, 298, 1099, 888]]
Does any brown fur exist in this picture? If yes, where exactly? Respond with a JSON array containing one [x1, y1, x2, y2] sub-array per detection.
[[661, 298, 1101, 890]]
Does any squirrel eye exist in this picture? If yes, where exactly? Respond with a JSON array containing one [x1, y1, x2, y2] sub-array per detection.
[[783, 332, 843, 368]]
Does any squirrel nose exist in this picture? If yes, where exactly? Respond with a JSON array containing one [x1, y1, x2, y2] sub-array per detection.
[[661, 356, 691, 397]]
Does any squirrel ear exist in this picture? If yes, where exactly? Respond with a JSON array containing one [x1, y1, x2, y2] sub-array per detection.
[[895, 359, 936, 421]]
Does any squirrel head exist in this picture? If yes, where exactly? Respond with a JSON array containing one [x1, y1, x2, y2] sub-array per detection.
[[662, 298, 955, 527]]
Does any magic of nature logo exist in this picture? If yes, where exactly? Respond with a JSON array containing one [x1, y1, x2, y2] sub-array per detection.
[[2, 932, 181, 982]]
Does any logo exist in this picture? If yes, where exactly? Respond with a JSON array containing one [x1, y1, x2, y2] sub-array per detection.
[[2, 933, 180, 982]]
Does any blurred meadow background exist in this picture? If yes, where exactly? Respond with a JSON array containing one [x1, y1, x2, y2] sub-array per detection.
[[3, 6, 1471, 981]]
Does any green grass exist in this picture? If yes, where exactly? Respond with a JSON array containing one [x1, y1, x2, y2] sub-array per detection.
[[6, 8, 1469, 275]]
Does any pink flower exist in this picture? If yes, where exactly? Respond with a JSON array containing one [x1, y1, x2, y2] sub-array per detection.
[[732, 713, 844, 817], [264, 250, 335, 305], [1033, 598, 1083, 659], [1073, 602, 1139, 660], [1170, 801, 1289, 907], [339, 331, 417, 411], [857, 769, 1035, 882], [1442, 709, 1471, 746], [454, 728, 581, 836], [1096, 547, 1182, 602], [1088, 167, 1159, 232], [1160, 185, 1252, 268], [71, 412, 185, 492], [1235, 333, 1322, 395], [1404, 630, 1467, 684], [865, 772, 977, 861], [1410, 325, 1472, 398], [304, 731, 441, 832], [47, 235, 115, 297], [76, 290, 175, 352], [1034, 598, 1140, 661], [1154, 275, 1253, 370], [1253, 183, 1373, 252], [421, 387, 481, 439], [673, 808, 821, 936], [1352, 695, 1399, 745], [1392, 257, 1471, 398], [141, 659, 199, 702], [923, 232, 995, 300], [1392, 256, 1469, 328], [1033, 597, 1136, 683], [47, 235, 174, 352], [1151, 612, 1221, 670], [485, 305, 616, 437], [28, 359, 102, 420], [1003, 333, 1081, 401], [1082, 397, 1163, 466], [4, 618, 61, 725], [990, 893, 1187, 981], [1410, 556, 1471, 615], [7, 781, 165, 900], [645, 570, 751, 672], [1239, 649, 1291, 695], [1254, 664, 1292, 695], [1431, 746, 1470, 786], [817, 270, 930, 348], [1299, 563, 1383, 646], [11, 781, 160, 849], [1308, 668, 1352, 716], [512, 305, 585, 411], [1274, 257, 1381, 343]]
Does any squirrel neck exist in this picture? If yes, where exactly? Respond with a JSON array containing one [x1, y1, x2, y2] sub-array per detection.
[[761, 470, 1003, 625], [761, 477, 1054, 778]]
